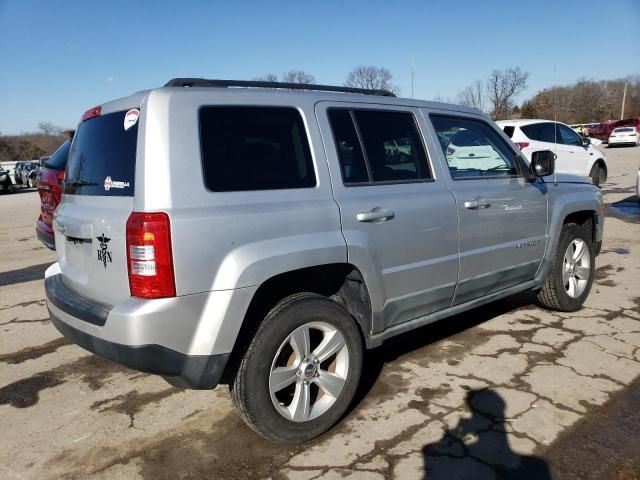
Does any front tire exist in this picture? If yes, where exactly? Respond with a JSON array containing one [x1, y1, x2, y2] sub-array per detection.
[[231, 293, 363, 443], [589, 164, 605, 187], [538, 223, 595, 311]]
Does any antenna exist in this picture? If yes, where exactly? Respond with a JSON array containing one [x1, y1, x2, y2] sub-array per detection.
[[410, 56, 415, 99], [553, 64, 558, 186]]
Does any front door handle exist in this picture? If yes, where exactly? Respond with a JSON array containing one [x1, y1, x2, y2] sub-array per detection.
[[356, 208, 396, 223], [464, 200, 492, 210]]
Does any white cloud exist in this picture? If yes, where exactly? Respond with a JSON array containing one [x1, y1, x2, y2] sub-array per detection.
[[104, 76, 114, 83]]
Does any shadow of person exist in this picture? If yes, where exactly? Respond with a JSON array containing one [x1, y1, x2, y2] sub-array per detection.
[[422, 389, 550, 480]]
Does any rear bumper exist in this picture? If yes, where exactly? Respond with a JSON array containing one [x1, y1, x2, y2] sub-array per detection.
[[44, 270, 251, 389], [49, 311, 229, 389]]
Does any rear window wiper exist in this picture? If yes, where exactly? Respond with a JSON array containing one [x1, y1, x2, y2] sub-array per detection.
[[67, 179, 99, 188]]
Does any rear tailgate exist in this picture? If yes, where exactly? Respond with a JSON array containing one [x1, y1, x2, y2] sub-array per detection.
[[54, 108, 139, 306]]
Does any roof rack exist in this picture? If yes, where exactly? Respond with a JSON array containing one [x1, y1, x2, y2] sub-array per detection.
[[163, 78, 396, 97]]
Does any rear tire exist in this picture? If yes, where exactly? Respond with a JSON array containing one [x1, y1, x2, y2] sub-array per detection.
[[231, 293, 363, 443], [538, 223, 595, 312]]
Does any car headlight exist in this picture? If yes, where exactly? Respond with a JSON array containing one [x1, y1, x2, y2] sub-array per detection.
[[0, 174, 6, 181]]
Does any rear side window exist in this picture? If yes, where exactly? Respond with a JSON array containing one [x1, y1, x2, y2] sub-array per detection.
[[521, 122, 557, 143], [46, 140, 71, 170], [199, 107, 316, 192], [65, 110, 138, 196], [502, 126, 515, 138], [328, 108, 431, 185], [328, 110, 369, 183]]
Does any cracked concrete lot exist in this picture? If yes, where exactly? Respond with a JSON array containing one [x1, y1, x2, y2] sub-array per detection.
[[1, 145, 639, 480]]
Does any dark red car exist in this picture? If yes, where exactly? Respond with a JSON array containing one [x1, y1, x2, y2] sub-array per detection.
[[590, 117, 640, 142], [36, 137, 72, 249]]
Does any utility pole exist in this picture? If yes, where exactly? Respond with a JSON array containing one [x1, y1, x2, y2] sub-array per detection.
[[410, 56, 414, 99], [621, 82, 627, 119]]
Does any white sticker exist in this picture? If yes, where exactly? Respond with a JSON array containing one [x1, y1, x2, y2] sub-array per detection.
[[123, 108, 140, 131], [104, 176, 130, 191]]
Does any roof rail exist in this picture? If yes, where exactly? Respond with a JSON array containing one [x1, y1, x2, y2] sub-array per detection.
[[163, 78, 396, 97]]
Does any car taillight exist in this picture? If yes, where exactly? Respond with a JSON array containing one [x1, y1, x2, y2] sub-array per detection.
[[515, 142, 529, 150], [56, 171, 65, 186], [81, 105, 101, 122], [126, 212, 176, 299]]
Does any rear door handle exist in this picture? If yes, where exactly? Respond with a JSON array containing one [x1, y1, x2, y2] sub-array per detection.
[[356, 208, 396, 223], [464, 200, 491, 210]]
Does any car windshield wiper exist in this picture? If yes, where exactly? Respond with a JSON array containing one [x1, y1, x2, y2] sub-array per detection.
[[483, 165, 514, 174]]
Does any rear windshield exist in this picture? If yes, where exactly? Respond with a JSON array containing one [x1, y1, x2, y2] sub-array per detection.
[[614, 128, 634, 133], [65, 110, 138, 196], [45, 140, 71, 170]]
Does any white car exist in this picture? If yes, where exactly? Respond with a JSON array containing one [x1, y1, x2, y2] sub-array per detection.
[[497, 119, 608, 186], [608, 127, 639, 147]]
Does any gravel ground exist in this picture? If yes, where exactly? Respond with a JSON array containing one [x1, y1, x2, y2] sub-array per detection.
[[0, 145, 639, 480]]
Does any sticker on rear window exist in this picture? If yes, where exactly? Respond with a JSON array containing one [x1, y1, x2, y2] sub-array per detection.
[[104, 176, 130, 191], [123, 109, 140, 131]]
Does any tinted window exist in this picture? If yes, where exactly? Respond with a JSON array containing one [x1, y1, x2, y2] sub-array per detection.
[[328, 110, 369, 183], [502, 126, 515, 138], [557, 124, 582, 146], [65, 110, 138, 196], [200, 107, 315, 192], [431, 116, 519, 179], [46, 141, 71, 170], [521, 122, 557, 143], [353, 110, 430, 182]]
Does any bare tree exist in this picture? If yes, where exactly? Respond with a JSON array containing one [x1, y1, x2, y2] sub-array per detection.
[[37, 122, 61, 136], [345, 66, 398, 94], [457, 80, 485, 111], [253, 73, 279, 82], [486, 67, 529, 119], [282, 70, 315, 84]]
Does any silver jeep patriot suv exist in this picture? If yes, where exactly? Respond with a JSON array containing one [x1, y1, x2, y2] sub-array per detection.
[[46, 78, 604, 443]]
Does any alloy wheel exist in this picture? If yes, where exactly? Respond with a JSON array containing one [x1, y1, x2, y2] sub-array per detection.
[[562, 239, 591, 298], [269, 321, 350, 422]]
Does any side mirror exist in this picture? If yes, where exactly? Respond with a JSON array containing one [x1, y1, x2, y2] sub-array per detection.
[[531, 150, 555, 177], [582, 136, 591, 147]]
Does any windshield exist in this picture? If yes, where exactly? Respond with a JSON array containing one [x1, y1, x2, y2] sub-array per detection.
[[64, 110, 138, 196]]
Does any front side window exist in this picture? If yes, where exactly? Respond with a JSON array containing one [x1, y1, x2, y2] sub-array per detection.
[[200, 106, 316, 192], [557, 124, 582, 146], [431, 116, 519, 179], [328, 108, 431, 185]]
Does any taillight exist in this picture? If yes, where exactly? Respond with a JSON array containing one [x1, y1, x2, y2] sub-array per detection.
[[56, 171, 65, 186], [81, 105, 101, 122], [515, 142, 529, 150], [126, 212, 176, 299]]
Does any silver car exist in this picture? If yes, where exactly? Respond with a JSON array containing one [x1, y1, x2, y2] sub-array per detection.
[[46, 78, 604, 442]]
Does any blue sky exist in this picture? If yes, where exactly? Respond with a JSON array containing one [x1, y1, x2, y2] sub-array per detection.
[[1, 0, 639, 134]]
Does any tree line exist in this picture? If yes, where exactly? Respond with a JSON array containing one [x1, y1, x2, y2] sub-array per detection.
[[0, 123, 69, 163], [457, 70, 639, 123]]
